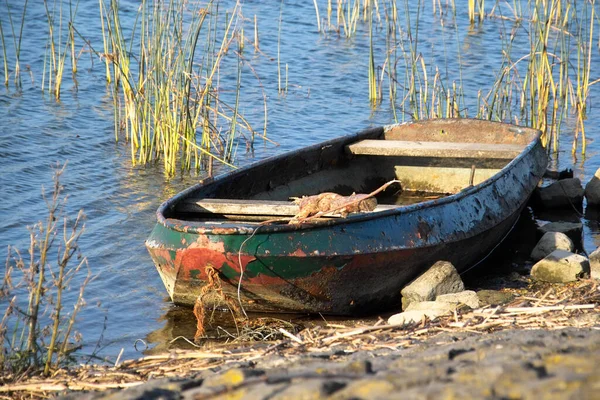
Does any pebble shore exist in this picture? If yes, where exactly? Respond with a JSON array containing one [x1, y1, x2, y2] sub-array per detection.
[[63, 327, 600, 400]]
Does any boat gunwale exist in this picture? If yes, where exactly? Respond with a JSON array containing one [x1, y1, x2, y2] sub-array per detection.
[[155, 120, 543, 235]]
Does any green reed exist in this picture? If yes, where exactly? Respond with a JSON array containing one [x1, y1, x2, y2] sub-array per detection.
[[98, 0, 111, 83], [42, 0, 79, 100], [0, 0, 28, 87], [368, 1, 377, 103], [330, 0, 595, 155], [315, 0, 467, 117], [572, 4, 594, 155], [254, 14, 259, 51], [379, 0, 465, 120], [101, 0, 255, 176], [0, 17, 8, 86], [277, 0, 283, 94], [468, 0, 484, 24], [476, 0, 596, 155], [1, 165, 90, 378]]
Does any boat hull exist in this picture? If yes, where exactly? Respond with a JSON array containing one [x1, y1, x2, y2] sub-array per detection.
[[146, 120, 547, 315]]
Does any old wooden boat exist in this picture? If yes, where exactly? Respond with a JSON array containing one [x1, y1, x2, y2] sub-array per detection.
[[146, 119, 547, 315]]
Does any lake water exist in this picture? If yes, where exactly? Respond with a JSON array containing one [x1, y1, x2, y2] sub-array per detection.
[[1, 0, 600, 361]]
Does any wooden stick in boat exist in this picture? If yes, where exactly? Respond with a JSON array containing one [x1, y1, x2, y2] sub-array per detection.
[[469, 165, 476, 186]]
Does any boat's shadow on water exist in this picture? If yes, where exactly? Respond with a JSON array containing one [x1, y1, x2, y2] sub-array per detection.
[[461, 207, 538, 290], [463, 203, 587, 289]]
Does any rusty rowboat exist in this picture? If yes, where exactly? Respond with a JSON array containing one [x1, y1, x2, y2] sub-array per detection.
[[146, 119, 547, 315]]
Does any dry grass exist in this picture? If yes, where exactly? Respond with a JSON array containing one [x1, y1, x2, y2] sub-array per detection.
[[2, 279, 598, 399], [0, 165, 90, 380]]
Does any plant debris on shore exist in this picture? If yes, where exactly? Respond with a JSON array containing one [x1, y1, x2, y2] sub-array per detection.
[[1, 279, 598, 399]]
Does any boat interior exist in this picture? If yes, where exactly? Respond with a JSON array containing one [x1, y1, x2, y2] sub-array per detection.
[[168, 120, 536, 222]]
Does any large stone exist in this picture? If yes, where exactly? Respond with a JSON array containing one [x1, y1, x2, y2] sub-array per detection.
[[400, 261, 464, 310], [389, 293, 477, 326], [588, 247, 600, 280], [537, 221, 583, 249], [530, 250, 590, 283], [435, 290, 480, 309], [536, 178, 584, 209], [388, 302, 457, 325], [585, 168, 600, 207], [530, 232, 574, 261]]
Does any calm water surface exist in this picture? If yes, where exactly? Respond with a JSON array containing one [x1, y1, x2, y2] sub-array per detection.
[[1, 1, 600, 361]]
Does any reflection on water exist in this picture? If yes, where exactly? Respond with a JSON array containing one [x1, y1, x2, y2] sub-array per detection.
[[144, 306, 305, 355], [1, 1, 600, 361], [145, 306, 201, 355], [144, 305, 380, 356]]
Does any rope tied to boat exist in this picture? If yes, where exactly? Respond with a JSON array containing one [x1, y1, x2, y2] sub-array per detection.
[[193, 265, 244, 342]]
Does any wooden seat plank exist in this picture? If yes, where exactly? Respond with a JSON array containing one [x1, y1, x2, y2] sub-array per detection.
[[345, 140, 525, 159], [178, 198, 398, 217]]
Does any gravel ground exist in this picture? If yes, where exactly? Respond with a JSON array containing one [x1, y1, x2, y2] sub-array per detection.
[[62, 327, 600, 400]]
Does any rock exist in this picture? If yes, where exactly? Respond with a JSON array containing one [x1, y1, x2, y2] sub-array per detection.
[[67, 377, 199, 400], [530, 250, 590, 283], [329, 379, 396, 400], [388, 307, 451, 326], [530, 232, 574, 261], [202, 368, 265, 388], [435, 290, 480, 309], [584, 168, 600, 207], [537, 221, 583, 249], [476, 290, 515, 306], [536, 178, 584, 209], [388, 310, 428, 325], [271, 380, 345, 399], [405, 300, 460, 313], [588, 247, 600, 280], [400, 261, 464, 310], [59, 328, 600, 400], [388, 299, 468, 326]]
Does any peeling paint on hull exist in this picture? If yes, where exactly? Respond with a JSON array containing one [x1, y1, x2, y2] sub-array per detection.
[[145, 119, 547, 315]]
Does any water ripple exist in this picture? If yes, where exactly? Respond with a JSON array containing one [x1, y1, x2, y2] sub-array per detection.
[[1, 0, 600, 361]]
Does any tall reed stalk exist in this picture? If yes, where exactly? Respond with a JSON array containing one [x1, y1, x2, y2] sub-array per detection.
[[98, 0, 111, 82], [0, 0, 28, 87], [572, 4, 594, 155], [277, 0, 284, 94], [476, 0, 595, 154], [42, 0, 79, 100], [101, 0, 256, 176], [468, 0, 484, 24], [0, 17, 8, 86], [368, 2, 377, 103], [381, 0, 464, 120]]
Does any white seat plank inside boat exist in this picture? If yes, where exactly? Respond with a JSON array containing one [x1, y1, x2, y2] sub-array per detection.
[[346, 140, 525, 159], [178, 198, 397, 217]]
